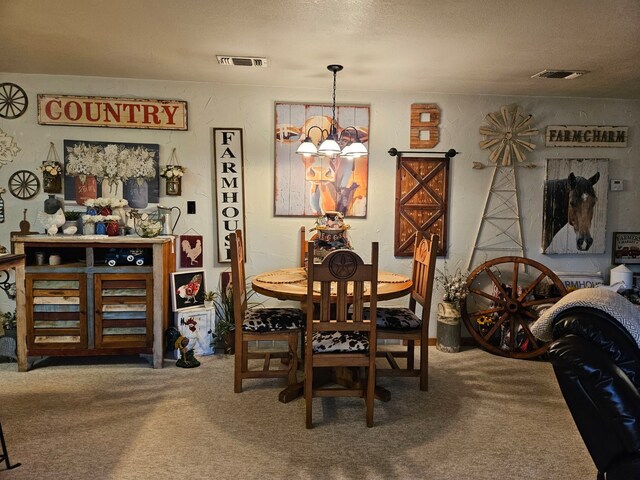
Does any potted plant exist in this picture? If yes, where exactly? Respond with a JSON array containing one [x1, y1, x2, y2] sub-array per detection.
[[434, 264, 469, 353], [204, 290, 216, 309], [1, 309, 17, 339], [212, 275, 262, 354], [213, 280, 235, 354], [64, 210, 83, 234]]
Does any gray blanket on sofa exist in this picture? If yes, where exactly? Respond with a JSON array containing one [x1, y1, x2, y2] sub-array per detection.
[[530, 287, 640, 347]]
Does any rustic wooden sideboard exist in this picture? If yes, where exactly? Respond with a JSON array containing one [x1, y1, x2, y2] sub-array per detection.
[[12, 235, 176, 371]]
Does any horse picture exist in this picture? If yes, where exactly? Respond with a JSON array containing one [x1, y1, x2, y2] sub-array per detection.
[[542, 158, 608, 254]]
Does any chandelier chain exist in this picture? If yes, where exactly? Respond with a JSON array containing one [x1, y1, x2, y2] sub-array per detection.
[[331, 69, 337, 135]]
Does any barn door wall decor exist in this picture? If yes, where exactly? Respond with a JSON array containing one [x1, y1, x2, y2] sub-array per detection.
[[394, 154, 449, 257]]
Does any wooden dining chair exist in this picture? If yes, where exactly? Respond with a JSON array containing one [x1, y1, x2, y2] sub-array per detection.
[[299, 226, 318, 267], [300, 226, 307, 267], [230, 230, 304, 393], [370, 232, 438, 391], [305, 241, 379, 428]]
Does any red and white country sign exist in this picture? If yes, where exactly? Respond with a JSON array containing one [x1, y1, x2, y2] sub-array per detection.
[[37, 94, 188, 130]]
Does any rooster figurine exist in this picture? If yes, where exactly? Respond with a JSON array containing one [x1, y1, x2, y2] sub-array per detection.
[[176, 273, 202, 304]]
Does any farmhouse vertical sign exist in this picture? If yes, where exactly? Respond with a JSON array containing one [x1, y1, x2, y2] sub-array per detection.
[[213, 128, 246, 263]]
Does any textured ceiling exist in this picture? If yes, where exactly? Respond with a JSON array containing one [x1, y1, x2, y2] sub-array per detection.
[[2, 0, 640, 99]]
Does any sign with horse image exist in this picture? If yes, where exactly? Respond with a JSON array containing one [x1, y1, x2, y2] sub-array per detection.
[[542, 158, 609, 254]]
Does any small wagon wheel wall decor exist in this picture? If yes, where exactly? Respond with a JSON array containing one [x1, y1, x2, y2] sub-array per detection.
[[9, 170, 40, 199], [0, 83, 28, 119], [460, 256, 567, 359]]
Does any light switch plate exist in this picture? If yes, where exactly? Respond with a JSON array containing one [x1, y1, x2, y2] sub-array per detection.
[[610, 179, 623, 191], [187, 201, 196, 214]]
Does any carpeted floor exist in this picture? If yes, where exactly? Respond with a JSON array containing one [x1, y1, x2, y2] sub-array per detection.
[[0, 347, 595, 480]]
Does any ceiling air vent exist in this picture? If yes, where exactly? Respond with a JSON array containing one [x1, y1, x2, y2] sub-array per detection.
[[216, 56, 268, 67], [531, 69, 588, 80]]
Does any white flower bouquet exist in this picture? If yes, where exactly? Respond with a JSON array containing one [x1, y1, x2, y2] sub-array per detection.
[[435, 265, 470, 306], [84, 197, 129, 209], [109, 198, 129, 208], [66, 143, 100, 183], [39, 161, 62, 176], [122, 146, 156, 185], [159, 164, 184, 179], [82, 214, 120, 223]]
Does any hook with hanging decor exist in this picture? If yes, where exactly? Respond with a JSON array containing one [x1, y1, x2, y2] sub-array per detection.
[[159, 148, 185, 196]]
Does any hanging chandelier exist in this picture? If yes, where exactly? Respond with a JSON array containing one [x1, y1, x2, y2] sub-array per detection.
[[296, 64, 368, 159]]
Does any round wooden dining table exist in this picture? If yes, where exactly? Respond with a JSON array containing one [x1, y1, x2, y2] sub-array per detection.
[[252, 267, 412, 303], [252, 266, 412, 404]]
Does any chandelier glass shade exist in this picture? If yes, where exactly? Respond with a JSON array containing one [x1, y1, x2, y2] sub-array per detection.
[[296, 65, 368, 159]]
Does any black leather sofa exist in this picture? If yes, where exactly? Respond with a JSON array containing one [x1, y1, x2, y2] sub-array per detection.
[[547, 306, 640, 480]]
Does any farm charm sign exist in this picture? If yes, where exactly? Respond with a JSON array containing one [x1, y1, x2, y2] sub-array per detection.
[[213, 128, 246, 263], [37, 94, 188, 130], [546, 126, 627, 147]]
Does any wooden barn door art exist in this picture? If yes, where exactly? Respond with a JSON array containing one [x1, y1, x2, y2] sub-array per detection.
[[394, 154, 449, 257]]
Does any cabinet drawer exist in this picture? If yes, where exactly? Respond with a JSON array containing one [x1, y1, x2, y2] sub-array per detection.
[[94, 273, 153, 349], [26, 273, 88, 350]]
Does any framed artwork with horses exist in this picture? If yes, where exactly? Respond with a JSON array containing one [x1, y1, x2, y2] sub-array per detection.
[[542, 158, 609, 254]]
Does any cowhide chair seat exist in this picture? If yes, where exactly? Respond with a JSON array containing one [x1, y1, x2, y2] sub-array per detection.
[[243, 308, 304, 332], [311, 331, 369, 353], [364, 306, 421, 330]]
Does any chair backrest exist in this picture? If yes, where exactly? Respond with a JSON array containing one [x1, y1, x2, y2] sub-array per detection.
[[230, 230, 248, 332], [410, 233, 439, 314], [307, 242, 379, 334], [300, 226, 318, 267], [300, 226, 307, 267]]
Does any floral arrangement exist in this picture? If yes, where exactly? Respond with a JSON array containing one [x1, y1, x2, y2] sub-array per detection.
[[135, 218, 163, 237], [85, 197, 129, 208], [65, 142, 101, 183], [159, 164, 185, 179], [82, 214, 121, 224], [66, 142, 156, 187], [435, 264, 469, 306], [1, 309, 17, 331], [121, 146, 156, 185], [39, 160, 62, 176], [95, 144, 127, 190]]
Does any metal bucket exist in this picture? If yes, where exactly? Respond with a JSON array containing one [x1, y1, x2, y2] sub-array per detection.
[[436, 301, 461, 353]]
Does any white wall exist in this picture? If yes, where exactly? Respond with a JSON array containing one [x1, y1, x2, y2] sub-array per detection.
[[1, 73, 639, 335]]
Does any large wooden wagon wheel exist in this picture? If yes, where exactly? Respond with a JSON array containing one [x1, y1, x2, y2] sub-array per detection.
[[460, 256, 567, 359]]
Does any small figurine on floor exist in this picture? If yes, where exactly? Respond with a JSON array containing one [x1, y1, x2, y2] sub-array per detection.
[[166, 326, 200, 368]]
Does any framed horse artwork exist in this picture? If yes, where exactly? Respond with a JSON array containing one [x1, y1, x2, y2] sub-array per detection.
[[542, 158, 609, 254]]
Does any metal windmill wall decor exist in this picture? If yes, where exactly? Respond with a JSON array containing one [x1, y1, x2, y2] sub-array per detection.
[[468, 105, 539, 270], [479, 105, 538, 165]]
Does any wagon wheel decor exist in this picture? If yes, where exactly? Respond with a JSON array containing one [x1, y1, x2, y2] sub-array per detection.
[[0, 83, 28, 119], [8, 170, 40, 199], [460, 256, 567, 359]]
